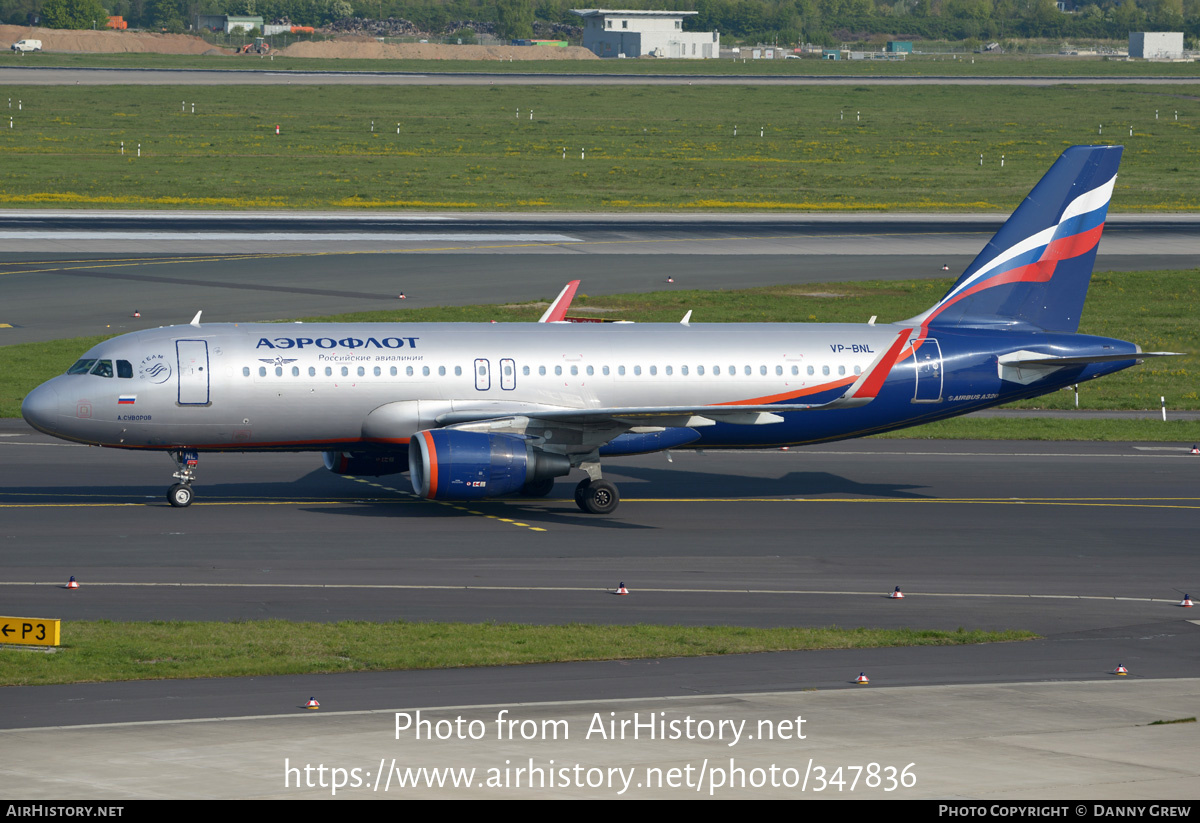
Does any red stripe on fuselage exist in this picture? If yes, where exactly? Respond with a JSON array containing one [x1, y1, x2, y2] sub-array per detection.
[[923, 221, 1104, 326], [854, 328, 912, 399]]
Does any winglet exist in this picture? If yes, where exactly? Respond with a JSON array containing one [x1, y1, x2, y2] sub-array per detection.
[[838, 327, 913, 403], [538, 280, 581, 323], [190, 310, 203, 328], [680, 310, 692, 326]]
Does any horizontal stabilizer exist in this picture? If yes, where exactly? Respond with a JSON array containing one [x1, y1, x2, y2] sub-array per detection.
[[997, 349, 1182, 385], [1002, 351, 1182, 367]]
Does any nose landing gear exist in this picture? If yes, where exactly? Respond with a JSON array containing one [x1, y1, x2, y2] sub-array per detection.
[[167, 449, 198, 508]]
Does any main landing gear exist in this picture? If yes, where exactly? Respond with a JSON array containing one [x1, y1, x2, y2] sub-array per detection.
[[571, 455, 620, 514], [167, 449, 199, 508], [574, 477, 620, 515]]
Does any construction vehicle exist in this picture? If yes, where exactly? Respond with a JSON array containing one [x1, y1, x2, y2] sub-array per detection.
[[237, 37, 270, 54]]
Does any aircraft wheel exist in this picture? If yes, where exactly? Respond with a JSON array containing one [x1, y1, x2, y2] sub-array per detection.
[[167, 483, 194, 508], [520, 477, 556, 497], [582, 479, 620, 515], [574, 478, 593, 511]]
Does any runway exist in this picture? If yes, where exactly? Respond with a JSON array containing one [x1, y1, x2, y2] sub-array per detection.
[[1, 212, 1197, 345], [6, 66, 1200, 87]]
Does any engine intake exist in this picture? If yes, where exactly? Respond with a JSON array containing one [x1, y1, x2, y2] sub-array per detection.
[[409, 429, 570, 500]]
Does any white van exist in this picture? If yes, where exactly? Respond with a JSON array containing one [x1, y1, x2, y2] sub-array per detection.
[[11, 40, 42, 52]]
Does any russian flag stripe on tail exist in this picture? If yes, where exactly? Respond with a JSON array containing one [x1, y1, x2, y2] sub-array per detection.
[[911, 145, 1122, 333]]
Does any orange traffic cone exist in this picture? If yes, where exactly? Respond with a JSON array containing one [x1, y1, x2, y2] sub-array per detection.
[[305, 697, 320, 709], [66, 575, 79, 590], [889, 586, 904, 599], [855, 672, 869, 684], [616, 582, 629, 595]]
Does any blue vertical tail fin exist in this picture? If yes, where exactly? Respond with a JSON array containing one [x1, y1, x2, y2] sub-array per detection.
[[911, 145, 1122, 333]]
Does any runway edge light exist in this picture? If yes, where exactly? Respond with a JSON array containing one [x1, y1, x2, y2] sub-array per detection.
[[855, 672, 870, 684], [1180, 595, 1194, 608], [306, 697, 320, 709], [616, 582, 629, 595], [65, 575, 78, 590], [889, 586, 904, 599], [1113, 665, 1129, 676]]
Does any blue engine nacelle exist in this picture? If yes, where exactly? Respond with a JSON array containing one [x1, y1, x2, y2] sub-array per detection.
[[409, 429, 571, 500], [323, 449, 409, 477]]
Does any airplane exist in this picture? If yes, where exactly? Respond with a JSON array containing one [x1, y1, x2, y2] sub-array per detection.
[[21, 145, 1180, 515]]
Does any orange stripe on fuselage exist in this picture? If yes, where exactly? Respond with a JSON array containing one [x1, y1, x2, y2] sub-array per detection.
[[420, 430, 439, 498], [713, 375, 856, 406]]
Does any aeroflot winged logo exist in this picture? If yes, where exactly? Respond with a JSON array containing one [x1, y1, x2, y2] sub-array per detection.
[[138, 354, 172, 384], [256, 336, 420, 350]]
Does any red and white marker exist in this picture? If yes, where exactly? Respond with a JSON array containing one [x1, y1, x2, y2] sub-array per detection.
[[855, 672, 870, 684], [1180, 594, 1194, 608], [132, 310, 141, 318], [1113, 665, 1128, 676], [275, 124, 280, 135], [398, 293, 406, 300], [305, 697, 320, 709], [889, 587, 904, 599], [66, 575, 79, 590], [616, 582, 629, 595], [1191, 445, 1199, 455]]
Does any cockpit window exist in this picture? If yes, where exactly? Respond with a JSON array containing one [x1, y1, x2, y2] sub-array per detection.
[[117, 360, 133, 378], [67, 359, 97, 375], [90, 360, 114, 378]]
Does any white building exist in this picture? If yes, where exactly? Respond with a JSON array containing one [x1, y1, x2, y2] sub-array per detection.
[[1129, 32, 1184, 59], [572, 9, 719, 59]]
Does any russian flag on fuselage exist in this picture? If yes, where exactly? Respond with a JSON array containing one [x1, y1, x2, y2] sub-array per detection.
[[916, 145, 1122, 333]]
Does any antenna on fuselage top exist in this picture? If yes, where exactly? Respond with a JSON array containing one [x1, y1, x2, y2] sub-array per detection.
[[190, 311, 202, 328]]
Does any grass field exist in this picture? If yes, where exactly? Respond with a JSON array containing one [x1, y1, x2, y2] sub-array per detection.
[[0, 83, 1198, 211], [2, 270, 1195, 431], [0, 620, 1036, 686]]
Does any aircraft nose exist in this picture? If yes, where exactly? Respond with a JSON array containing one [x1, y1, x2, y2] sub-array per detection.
[[21, 382, 60, 434]]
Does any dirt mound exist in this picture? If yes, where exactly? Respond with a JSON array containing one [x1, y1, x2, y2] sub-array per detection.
[[0, 24, 228, 54], [0, 25, 597, 60], [281, 39, 598, 60]]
